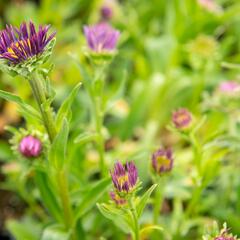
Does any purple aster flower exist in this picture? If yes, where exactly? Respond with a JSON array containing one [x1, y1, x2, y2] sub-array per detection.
[[0, 21, 55, 65], [110, 161, 138, 193], [172, 108, 192, 130], [101, 5, 113, 20], [83, 23, 120, 53], [152, 148, 173, 174], [19, 135, 42, 158], [109, 191, 127, 205], [219, 81, 240, 94]]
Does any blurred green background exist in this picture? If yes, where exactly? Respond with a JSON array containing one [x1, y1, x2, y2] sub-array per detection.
[[0, 0, 240, 239]]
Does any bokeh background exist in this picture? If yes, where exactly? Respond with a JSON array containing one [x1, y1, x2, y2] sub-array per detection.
[[0, 0, 240, 239]]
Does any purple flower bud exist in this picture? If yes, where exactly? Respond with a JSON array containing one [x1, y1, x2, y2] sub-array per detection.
[[214, 226, 237, 240], [110, 161, 138, 193], [19, 135, 42, 158], [83, 23, 120, 53], [172, 108, 192, 130], [152, 148, 173, 174], [0, 21, 55, 65], [219, 81, 240, 94], [101, 5, 113, 20], [109, 191, 127, 205]]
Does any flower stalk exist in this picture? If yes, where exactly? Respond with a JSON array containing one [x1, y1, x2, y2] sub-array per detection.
[[129, 197, 140, 240], [28, 73, 57, 142], [153, 178, 165, 225]]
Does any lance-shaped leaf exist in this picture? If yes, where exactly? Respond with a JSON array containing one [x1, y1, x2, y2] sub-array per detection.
[[136, 184, 157, 218], [34, 168, 62, 223], [74, 177, 111, 221], [0, 89, 41, 122], [49, 118, 69, 169], [97, 203, 134, 234], [56, 83, 82, 130]]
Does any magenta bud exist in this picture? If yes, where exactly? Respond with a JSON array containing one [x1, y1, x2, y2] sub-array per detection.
[[152, 148, 173, 174], [172, 108, 192, 130], [83, 23, 120, 53], [19, 135, 42, 158], [101, 5, 113, 20], [110, 161, 138, 193]]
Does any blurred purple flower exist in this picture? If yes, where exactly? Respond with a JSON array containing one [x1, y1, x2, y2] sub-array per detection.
[[198, 0, 222, 13], [19, 135, 42, 158], [172, 108, 192, 130], [101, 5, 113, 20], [215, 237, 235, 240], [214, 225, 237, 240], [84, 23, 120, 53], [219, 81, 240, 94], [0, 21, 55, 64], [152, 148, 173, 174], [110, 161, 138, 193], [109, 191, 127, 205]]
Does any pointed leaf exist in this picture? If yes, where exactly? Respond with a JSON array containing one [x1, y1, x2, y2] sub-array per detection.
[[136, 184, 157, 217], [74, 178, 111, 221], [97, 203, 133, 234], [49, 118, 69, 169], [74, 132, 97, 145], [56, 83, 82, 129], [0, 89, 41, 122], [34, 168, 62, 222]]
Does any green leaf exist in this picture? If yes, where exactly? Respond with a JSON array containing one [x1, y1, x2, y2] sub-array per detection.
[[136, 184, 157, 218], [0, 89, 41, 122], [41, 224, 70, 240], [97, 203, 133, 234], [74, 132, 97, 145], [7, 218, 41, 240], [107, 70, 127, 111], [56, 83, 82, 130], [49, 118, 69, 169], [74, 177, 111, 221], [140, 225, 163, 235], [34, 168, 62, 222]]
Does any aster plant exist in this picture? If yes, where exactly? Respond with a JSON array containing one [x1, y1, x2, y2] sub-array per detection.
[[0, 21, 111, 239], [98, 161, 158, 240]]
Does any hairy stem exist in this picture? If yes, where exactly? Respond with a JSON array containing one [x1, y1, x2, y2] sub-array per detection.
[[28, 74, 57, 142]]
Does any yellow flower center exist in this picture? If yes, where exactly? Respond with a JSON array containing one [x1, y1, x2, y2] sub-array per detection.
[[117, 174, 129, 186], [156, 156, 170, 169], [6, 39, 31, 59]]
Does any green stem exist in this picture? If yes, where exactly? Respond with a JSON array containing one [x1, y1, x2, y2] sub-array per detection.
[[57, 169, 76, 239], [189, 132, 202, 175], [90, 65, 107, 177], [28, 74, 57, 142], [129, 197, 140, 240], [93, 95, 106, 177], [153, 180, 164, 224], [185, 184, 203, 217]]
